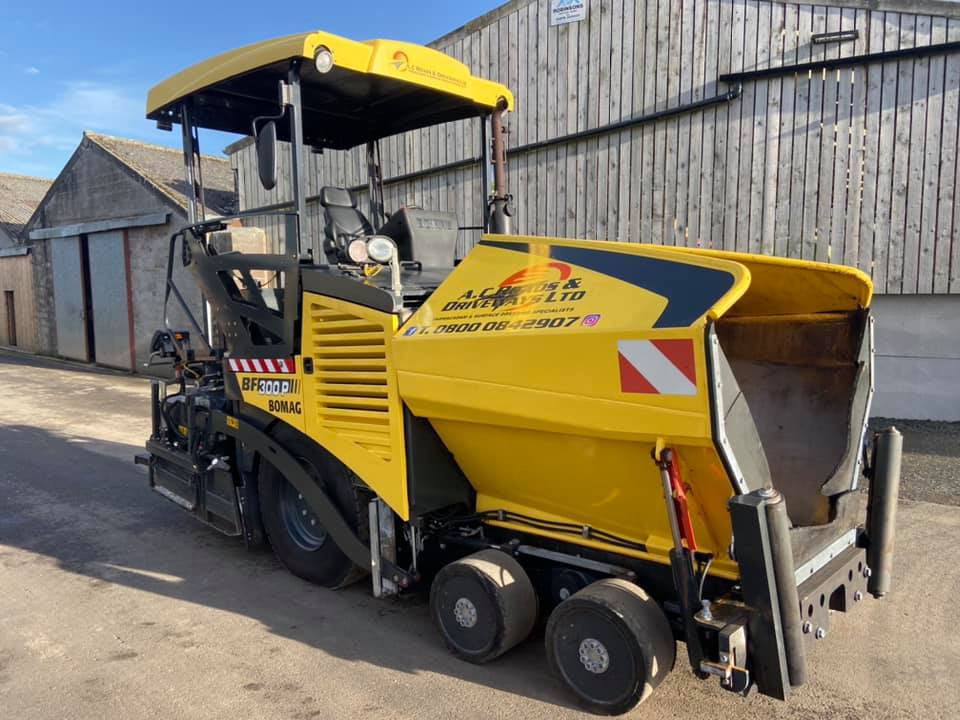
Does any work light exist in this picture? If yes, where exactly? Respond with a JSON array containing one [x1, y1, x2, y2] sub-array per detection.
[[347, 238, 369, 264], [314, 47, 334, 74], [366, 236, 396, 264]]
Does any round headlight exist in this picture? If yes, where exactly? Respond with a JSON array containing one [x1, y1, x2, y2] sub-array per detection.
[[366, 236, 396, 264], [347, 238, 369, 264], [315, 47, 334, 74]]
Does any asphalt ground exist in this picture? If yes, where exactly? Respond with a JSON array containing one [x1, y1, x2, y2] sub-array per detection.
[[0, 348, 958, 719]]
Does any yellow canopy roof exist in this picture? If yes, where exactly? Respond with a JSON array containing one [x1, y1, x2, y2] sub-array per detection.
[[146, 31, 514, 150]]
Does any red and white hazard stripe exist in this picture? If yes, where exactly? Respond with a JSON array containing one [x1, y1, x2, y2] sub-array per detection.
[[227, 357, 295, 374], [617, 339, 697, 395]]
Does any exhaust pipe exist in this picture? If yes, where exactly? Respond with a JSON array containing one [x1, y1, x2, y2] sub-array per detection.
[[867, 427, 902, 598]]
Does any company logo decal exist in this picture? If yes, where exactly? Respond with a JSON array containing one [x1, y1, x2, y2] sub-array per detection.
[[480, 240, 737, 329], [387, 49, 467, 88], [498, 261, 572, 287], [617, 339, 697, 395], [442, 262, 585, 314], [392, 51, 409, 71], [582, 313, 601, 327]]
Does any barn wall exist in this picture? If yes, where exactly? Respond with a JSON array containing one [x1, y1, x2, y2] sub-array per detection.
[[235, 0, 960, 294], [0, 253, 39, 353], [871, 294, 960, 419]]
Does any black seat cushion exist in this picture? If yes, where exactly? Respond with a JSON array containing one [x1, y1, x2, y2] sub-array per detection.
[[321, 186, 374, 262]]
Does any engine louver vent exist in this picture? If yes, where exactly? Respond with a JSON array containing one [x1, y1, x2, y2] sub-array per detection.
[[307, 300, 394, 462]]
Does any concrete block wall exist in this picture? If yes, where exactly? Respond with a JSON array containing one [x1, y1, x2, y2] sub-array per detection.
[[30, 141, 165, 229], [127, 220, 204, 369], [29, 239, 57, 356], [871, 295, 960, 422]]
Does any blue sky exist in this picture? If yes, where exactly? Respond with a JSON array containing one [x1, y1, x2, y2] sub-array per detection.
[[0, 0, 503, 178]]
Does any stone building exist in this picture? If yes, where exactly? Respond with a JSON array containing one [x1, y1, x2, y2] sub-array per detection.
[[23, 132, 236, 370]]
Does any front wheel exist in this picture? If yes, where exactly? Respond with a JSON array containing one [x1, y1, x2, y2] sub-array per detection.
[[545, 579, 676, 715], [430, 549, 538, 663], [258, 425, 369, 588]]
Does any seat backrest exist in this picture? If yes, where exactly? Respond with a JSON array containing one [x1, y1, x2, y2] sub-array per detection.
[[321, 186, 374, 262]]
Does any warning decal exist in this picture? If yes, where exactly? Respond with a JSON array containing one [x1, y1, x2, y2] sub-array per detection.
[[617, 339, 697, 395], [227, 358, 295, 374]]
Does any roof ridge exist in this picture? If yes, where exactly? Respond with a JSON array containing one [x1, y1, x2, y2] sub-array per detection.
[[83, 130, 230, 165], [0, 171, 54, 183]]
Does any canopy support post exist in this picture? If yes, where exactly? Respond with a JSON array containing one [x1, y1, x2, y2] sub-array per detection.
[[481, 114, 491, 234], [180, 102, 211, 339], [366, 141, 385, 229], [180, 103, 203, 224], [287, 60, 306, 259], [488, 99, 511, 235]]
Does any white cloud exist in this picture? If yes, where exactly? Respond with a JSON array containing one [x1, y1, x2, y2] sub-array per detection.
[[0, 106, 31, 134], [0, 81, 146, 162], [24, 67, 40, 76]]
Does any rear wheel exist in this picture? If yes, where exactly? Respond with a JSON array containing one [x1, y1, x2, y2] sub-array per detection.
[[430, 549, 538, 663], [258, 425, 368, 588], [545, 579, 675, 715]]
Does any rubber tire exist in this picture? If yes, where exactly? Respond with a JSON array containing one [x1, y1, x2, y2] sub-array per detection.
[[545, 579, 676, 715], [258, 424, 369, 589], [430, 549, 538, 664]]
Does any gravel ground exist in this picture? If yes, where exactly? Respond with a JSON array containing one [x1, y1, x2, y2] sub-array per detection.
[[1, 349, 958, 720], [869, 418, 960, 507]]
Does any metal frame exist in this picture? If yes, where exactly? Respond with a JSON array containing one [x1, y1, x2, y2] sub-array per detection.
[[728, 492, 792, 700], [169, 59, 311, 357], [705, 324, 749, 494], [794, 529, 857, 585], [287, 61, 307, 257], [796, 543, 869, 642], [852, 315, 876, 490]]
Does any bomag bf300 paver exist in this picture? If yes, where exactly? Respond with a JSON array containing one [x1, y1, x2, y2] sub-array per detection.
[[137, 30, 902, 714]]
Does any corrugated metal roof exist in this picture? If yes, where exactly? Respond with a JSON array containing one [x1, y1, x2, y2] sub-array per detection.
[[84, 132, 237, 217], [0, 173, 53, 241]]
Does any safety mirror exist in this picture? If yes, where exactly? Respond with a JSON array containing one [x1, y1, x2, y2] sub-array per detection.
[[256, 120, 278, 191]]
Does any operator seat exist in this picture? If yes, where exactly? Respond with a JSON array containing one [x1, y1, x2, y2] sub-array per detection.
[[321, 186, 374, 263]]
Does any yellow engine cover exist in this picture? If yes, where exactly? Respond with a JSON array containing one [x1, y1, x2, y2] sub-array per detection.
[[234, 293, 409, 519], [299, 293, 409, 519]]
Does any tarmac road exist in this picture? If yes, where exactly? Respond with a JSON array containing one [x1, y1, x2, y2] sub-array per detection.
[[0, 349, 958, 719]]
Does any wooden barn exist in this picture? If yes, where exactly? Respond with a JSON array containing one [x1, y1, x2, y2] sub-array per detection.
[[229, 0, 960, 420], [0, 172, 53, 352]]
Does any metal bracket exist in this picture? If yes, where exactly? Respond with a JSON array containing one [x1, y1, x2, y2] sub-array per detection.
[[695, 599, 752, 694], [279, 81, 294, 107], [513, 544, 636, 579], [370, 498, 399, 598]]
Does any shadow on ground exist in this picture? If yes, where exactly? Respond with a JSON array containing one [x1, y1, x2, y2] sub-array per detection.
[[0, 423, 579, 711], [0, 349, 148, 380]]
